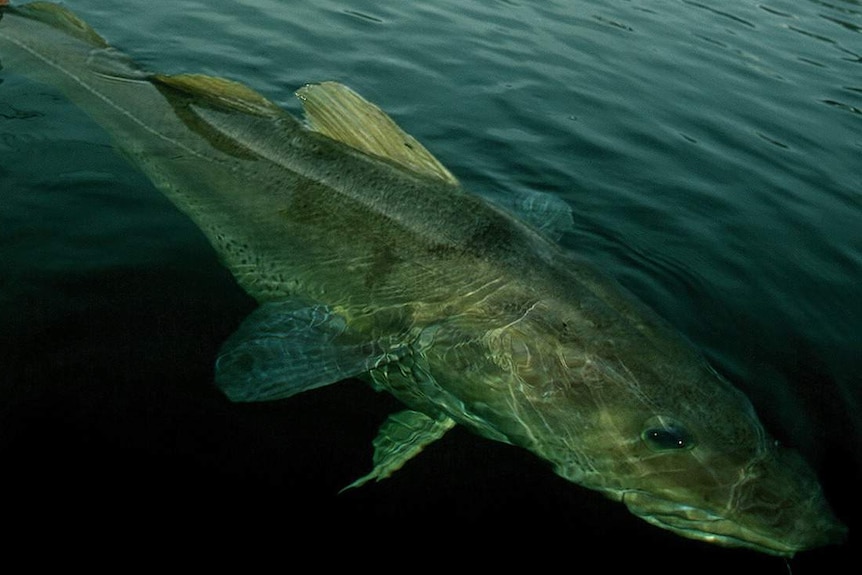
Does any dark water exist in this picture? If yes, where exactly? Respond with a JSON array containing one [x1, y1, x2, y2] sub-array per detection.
[[1, 0, 859, 568]]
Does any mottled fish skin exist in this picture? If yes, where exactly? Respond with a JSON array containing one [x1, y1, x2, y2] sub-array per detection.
[[0, 2, 846, 556]]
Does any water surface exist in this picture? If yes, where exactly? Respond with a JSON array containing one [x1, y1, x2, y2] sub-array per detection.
[[1, 0, 859, 568]]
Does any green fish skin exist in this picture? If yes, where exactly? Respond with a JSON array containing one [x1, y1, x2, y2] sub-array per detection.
[[0, 2, 846, 556]]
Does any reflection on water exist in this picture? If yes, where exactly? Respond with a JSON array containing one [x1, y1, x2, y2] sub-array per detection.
[[0, 0, 858, 568]]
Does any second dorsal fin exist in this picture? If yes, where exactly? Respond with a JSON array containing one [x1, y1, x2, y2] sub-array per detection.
[[152, 73, 286, 118], [296, 82, 458, 185]]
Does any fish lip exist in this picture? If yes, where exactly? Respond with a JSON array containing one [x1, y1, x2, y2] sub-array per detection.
[[637, 509, 796, 556], [620, 490, 801, 557]]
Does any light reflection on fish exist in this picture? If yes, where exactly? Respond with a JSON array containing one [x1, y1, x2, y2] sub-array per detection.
[[0, 2, 846, 555]]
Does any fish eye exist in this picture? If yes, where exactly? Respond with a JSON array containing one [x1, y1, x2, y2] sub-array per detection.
[[641, 416, 696, 452]]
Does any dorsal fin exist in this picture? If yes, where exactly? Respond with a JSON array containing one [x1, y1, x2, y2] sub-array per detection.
[[296, 82, 459, 185], [152, 73, 285, 117], [10, 2, 109, 48]]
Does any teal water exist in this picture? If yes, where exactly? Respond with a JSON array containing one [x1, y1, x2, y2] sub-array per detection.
[[1, 0, 859, 567]]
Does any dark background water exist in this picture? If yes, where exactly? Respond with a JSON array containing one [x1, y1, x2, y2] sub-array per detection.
[[1, 0, 859, 569]]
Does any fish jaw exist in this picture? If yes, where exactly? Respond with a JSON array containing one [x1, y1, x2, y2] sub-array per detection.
[[622, 492, 845, 556], [616, 448, 847, 556]]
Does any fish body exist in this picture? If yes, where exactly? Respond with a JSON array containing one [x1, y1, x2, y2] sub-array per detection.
[[0, 2, 846, 555]]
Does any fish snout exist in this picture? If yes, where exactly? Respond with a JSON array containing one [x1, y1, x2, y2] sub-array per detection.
[[731, 447, 848, 553], [621, 448, 847, 556]]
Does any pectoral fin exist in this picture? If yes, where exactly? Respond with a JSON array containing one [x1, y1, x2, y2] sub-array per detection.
[[215, 300, 400, 402], [343, 410, 456, 491], [480, 188, 575, 241]]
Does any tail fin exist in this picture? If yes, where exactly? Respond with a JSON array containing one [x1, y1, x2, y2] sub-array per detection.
[[5, 2, 109, 48]]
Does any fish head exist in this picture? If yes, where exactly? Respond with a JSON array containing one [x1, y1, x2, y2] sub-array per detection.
[[617, 440, 847, 556], [542, 338, 847, 556]]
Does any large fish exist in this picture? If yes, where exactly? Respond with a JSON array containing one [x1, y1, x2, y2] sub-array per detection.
[[0, 2, 846, 555]]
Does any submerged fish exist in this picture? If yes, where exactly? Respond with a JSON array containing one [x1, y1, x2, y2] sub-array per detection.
[[0, 2, 847, 555]]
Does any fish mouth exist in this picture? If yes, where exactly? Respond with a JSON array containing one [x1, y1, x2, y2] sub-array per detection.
[[621, 490, 846, 557]]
